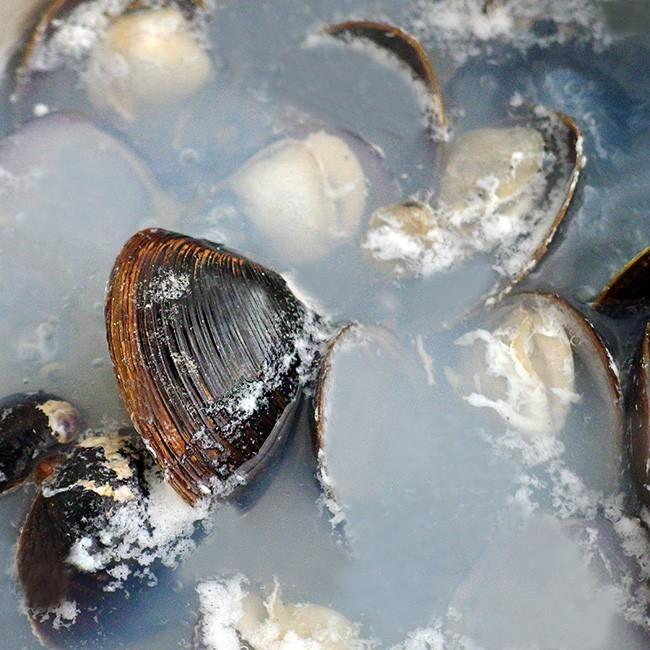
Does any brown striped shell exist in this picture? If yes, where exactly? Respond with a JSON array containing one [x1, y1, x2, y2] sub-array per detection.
[[105, 229, 311, 504]]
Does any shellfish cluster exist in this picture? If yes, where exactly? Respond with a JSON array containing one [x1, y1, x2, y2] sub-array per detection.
[[1, 0, 650, 648]]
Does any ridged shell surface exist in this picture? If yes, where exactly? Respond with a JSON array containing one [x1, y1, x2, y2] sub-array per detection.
[[105, 229, 308, 503]]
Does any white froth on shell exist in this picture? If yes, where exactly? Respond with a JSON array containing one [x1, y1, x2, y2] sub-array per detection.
[[407, 0, 612, 63], [363, 125, 552, 279], [65, 461, 209, 587]]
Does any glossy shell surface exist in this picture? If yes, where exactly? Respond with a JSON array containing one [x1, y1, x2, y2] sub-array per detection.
[[105, 229, 310, 504]]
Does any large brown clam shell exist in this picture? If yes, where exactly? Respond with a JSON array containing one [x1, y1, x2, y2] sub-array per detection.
[[323, 20, 446, 134], [105, 229, 311, 504]]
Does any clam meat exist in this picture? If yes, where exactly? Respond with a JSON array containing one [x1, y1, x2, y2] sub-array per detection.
[[363, 110, 584, 292], [194, 577, 367, 650], [85, 6, 214, 121], [453, 292, 623, 494], [225, 130, 369, 265]]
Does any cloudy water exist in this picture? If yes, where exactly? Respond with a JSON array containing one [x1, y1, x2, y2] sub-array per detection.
[[1, 0, 650, 648]]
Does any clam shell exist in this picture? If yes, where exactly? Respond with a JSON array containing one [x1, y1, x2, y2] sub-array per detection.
[[16, 433, 147, 611], [12, 0, 206, 121], [593, 247, 650, 315], [360, 109, 584, 329], [454, 291, 624, 494], [491, 111, 584, 296], [323, 20, 446, 135], [105, 229, 311, 504]]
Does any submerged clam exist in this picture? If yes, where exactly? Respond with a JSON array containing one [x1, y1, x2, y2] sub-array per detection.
[[105, 228, 314, 504], [84, 5, 214, 121], [310, 323, 516, 635], [225, 130, 370, 264], [323, 20, 447, 135], [363, 109, 584, 294], [194, 577, 365, 650], [452, 292, 623, 494], [15, 0, 212, 123], [16, 428, 208, 646], [0, 392, 80, 495], [312, 323, 431, 522]]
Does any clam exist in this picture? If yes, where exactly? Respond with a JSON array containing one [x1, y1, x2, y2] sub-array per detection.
[[17, 433, 148, 611], [593, 246, 650, 316], [0, 112, 175, 424], [16, 428, 208, 646], [312, 323, 422, 525], [14, 0, 211, 123], [323, 20, 447, 136], [224, 129, 370, 265], [105, 228, 314, 504], [272, 20, 443, 198], [363, 109, 584, 295], [194, 577, 365, 650], [310, 323, 516, 634], [84, 5, 214, 121], [453, 292, 623, 494], [0, 392, 81, 495]]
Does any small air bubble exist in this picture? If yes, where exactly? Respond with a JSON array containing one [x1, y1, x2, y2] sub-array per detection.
[[179, 148, 199, 166]]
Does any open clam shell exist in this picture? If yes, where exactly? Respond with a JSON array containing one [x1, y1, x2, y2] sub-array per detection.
[[453, 292, 623, 495], [0, 392, 81, 495], [593, 247, 650, 316], [363, 108, 584, 296], [312, 323, 423, 526], [310, 323, 517, 633], [105, 229, 313, 504], [13, 0, 210, 123], [323, 20, 446, 135]]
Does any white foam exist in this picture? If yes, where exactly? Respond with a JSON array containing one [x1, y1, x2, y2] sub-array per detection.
[[407, 0, 612, 63], [66, 467, 210, 589], [196, 577, 373, 650]]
